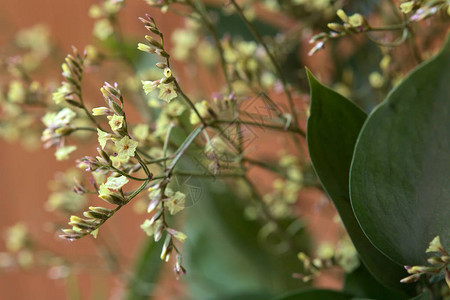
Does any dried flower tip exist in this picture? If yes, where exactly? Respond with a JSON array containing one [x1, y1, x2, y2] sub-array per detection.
[[144, 35, 163, 49], [155, 49, 169, 58], [154, 223, 164, 242], [97, 147, 111, 163], [155, 62, 167, 69], [137, 43, 154, 53], [147, 197, 161, 213], [166, 228, 187, 243], [139, 15, 156, 28], [103, 82, 121, 98], [160, 235, 172, 260], [308, 40, 325, 56], [92, 106, 113, 116], [59, 234, 82, 241], [400, 274, 421, 283], [427, 257, 444, 265], [69, 221, 95, 232], [61, 229, 79, 235], [309, 33, 327, 44], [336, 9, 348, 23], [327, 23, 345, 32], [89, 206, 114, 216], [73, 178, 87, 195], [149, 209, 163, 224], [83, 211, 109, 220], [54, 126, 74, 136]]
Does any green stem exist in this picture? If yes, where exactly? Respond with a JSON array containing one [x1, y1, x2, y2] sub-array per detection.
[[189, 0, 233, 94], [229, 0, 299, 129], [111, 166, 149, 181], [212, 119, 305, 136]]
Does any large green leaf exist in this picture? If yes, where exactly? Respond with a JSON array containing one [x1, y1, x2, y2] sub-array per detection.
[[271, 288, 353, 300], [306, 69, 410, 295], [350, 36, 450, 266], [344, 264, 406, 300]]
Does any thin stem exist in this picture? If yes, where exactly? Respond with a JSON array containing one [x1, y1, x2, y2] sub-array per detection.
[[163, 123, 175, 168], [213, 119, 305, 136], [174, 81, 208, 127], [189, 0, 233, 94], [111, 166, 149, 181], [172, 170, 244, 178], [72, 127, 97, 133], [229, 0, 299, 129]]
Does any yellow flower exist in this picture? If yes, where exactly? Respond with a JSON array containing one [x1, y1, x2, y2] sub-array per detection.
[[189, 100, 209, 125], [163, 68, 172, 78], [400, 1, 414, 14], [55, 145, 77, 160], [104, 175, 129, 190], [167, 228, 188, 243], [114, 136, 138, 159], [132, 124, 149, 141], [5, 223, 28, 252], [53, 108, 76, 127], [90, 229, 99, 239], [97, 183, 123, 205], [52, 82, 72, 104], [158, 82, 177, 103], [97, 129, 110, 149], [107, 114, 124, 131], [426, 236, 443, 253], [348, 13, 364, 27], [93, 19, 113, 40], [165, 190, 185, 215], [7, 80, 26, 103], [142, 80, 158, 94], [140, 219, 162, 237]]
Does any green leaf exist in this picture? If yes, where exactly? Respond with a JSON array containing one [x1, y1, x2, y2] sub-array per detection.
[[409, 290, 431, 300], [306, 69, 411, 295], [350, 36, 450, 266], [182, 164, 308, 299], [344, 264, 406, 300], [271, 288, 353, 300], [126, 239, 163, 300]]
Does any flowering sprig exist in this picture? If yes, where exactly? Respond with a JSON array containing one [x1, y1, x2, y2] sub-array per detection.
[[401, 236, 449, 288], [308, 1, 449, 56]]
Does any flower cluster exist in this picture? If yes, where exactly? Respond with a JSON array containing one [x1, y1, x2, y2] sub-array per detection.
[[294, 237, 359, 282], [89, 0, 124, 41], [401, 236, 449, 288]]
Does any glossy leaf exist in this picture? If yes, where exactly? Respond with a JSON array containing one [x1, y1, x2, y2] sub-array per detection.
[[271, 288, 353, 300], [350, 36, 450, 265], [306, 69, 410, 294], [344, 264, 406, 300]]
